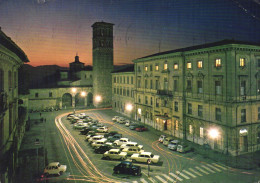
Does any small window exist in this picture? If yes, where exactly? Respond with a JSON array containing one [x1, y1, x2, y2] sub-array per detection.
[[241, 109, 246, 123], [150, 80, 153, 89], [138, 66, 141, 72], [155, 64, 159, 71], [187, 62, 192, 69], [240, 58, 245, 67], [174, 63, 178, 70], [216, 108, 221, 121], [197, 80, 203, 94], [197, 60, 203, 68], [150, 97, 153, 105], [240, 81, 246, 96], [215, 81, 221, 95], [49, 92, 52, 97], [145, 80, 148, 89], [174, 80, 178, 92], [150, 65, 153, 71], [174, 102, 178, 112], [35, 93, 39, 98], [258, 107, 260, 120], [200, 127, 204, 138], [198, 105, 203, 117], [187, 80, 192, 92], [189, 125, 193, 134], [188, 103, 192, 114], [164, 62, 168, 70], [145, 66, 148, 71], [131, 76, 134, 84], [156, 98, 159, 107], [127, 76, 129, 84], [215, 58, 221, 67], [145, 96, 148, 105]]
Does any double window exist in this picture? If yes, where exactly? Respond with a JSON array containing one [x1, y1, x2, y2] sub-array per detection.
[[187, 62, 192, 69], [215, 58, 221, 68], [197, 60, 203, 68], [240, 58, 245, 67]]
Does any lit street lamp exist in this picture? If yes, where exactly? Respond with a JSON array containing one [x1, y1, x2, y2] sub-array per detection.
[[95, 95, 102, 103]]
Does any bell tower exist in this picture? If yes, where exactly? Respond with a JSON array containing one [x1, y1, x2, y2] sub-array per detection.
[[92, 22, 114, 107]]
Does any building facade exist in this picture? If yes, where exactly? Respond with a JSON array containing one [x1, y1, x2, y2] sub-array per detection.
[[0, 29, 29, 183], [112, 66, 135, 118], [115, 40, 260, 156]]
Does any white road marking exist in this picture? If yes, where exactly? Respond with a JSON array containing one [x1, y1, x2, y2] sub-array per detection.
[[183, 169, 197, 178], [140, 178, 149, 183], [162, 174, 176, 182], [155, 175, 168, 183], [206, 164, 222, 172], [212, 163, 227, 170], [169, 172, 183, 181], [189, 168, 203, 176], [195, 166, 209, 175], [148, 177, 157, 183], [133, 181, 138, 183], [201, 165, 215, 173], [176, 170, 190, 179]]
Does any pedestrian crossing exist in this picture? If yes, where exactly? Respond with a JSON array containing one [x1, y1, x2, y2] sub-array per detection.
[[120, 163, 229, 183]]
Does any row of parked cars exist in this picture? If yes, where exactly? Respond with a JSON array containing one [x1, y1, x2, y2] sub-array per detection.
[[159, 135, 193, 153], [112, 116, 148, 132]]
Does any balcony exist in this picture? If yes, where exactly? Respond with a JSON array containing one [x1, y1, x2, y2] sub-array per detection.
[[156, 90, 173, 97], [0, 92, 7, 113]]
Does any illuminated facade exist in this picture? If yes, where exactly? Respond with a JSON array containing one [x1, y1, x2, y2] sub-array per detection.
[[112, 65, 135, 118], [128, 40, 260, 156], [0, 29, 29, 183]]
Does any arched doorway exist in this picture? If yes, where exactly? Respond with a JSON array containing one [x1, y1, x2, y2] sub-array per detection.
[[75, 93, 85, 107], [62, 93, 72, 108], [87, 92, 93, 106]]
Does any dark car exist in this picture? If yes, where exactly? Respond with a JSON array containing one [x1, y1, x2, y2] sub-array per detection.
[[94, 144, 113, 154], [104, 131, 119, 138], [135, 125, 148, 132], [129, 124, 139, 130], [107, 134, 122, 142], [113, 161, 141, 176]]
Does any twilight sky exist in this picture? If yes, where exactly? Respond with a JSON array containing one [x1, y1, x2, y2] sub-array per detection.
[[0, 0, 260, 67]]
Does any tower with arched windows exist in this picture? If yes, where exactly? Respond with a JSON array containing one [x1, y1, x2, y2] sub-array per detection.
[[92, 22, 114, 107]]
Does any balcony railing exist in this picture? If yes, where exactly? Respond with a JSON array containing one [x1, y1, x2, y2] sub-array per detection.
[[0, 91, 7, 113], [156, 90, 173, 97]]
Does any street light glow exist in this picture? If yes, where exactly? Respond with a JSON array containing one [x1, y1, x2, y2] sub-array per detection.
[[126, 104, 133, 111], [71, 88, 77, 93], [208, 129, 219, 139], [81, 91, 86, 97], [95, 95, 102, 102]]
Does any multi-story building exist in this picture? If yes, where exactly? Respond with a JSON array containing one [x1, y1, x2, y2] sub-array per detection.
[[112, 65, 135, 118], [129, 40, 260, 156], [0, 28, 29, 183]]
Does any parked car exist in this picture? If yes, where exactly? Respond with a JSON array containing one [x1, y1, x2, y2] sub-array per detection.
[[85, 132, 97, 141], [113, 161, 141, 176], [112, 116, 119, 121], [104, 131, 119, 138], [96, 126, 108, 133], [158, 135, 166, 143], [103, 149, 127, 160], [108, 134, 123, 142], [91, 138, 108, 148], [167, 140, 180, 151], [163, 137, 174, 146], [177, 144, 192, 153], [114, 138, 131, 146], [135, 125, 148, 132], [88, 135, 104, 144], [131, 152, 160, 164], [94, 144, 113, 154], [129, 123, 139, 130], [125, 120, 131, 127], [73, 123, 87, 130], [117, 117, 126, 124], [121, 147, 144, 156], [120, 142, 143, 150], [43, 162, 67, 176]]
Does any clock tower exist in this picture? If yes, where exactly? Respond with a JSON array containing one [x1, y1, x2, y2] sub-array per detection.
[[92, 22, 114, 107]]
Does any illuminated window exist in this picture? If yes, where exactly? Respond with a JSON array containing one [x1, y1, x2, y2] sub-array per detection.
[[187, 62, 192, 69], [175, 120, 179, 130], [197, 60, 203, 68], [164, 62, 168, 70], [240, 58, 245, 67], [215, 58, 221, 67], [200, 127, 204, 138], [155, 64, 159, 71], [189, 125, 193, 134], [174, 63, 178, 70], [145, 66, 148, 71]]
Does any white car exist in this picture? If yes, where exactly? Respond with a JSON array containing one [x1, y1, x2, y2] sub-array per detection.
[[114, 138, 131, 146], [91, 138, 107, 148], [168, 140, 180, 151], [73, 123, 87, 130], [103, 149, 127, 160], [121, 147, 144, 156], [112, 116, 119, 121], [159, 135, 166, 143], [43, 162, 67, 176], [120, 142, 143, 150], [177, 144, 192, 153], [96, 126, 108, 133], [131, 152, 160, 164], [88, 135, 104, 143], [163, 137, 174, 146], [125, 120, 131, 127]]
